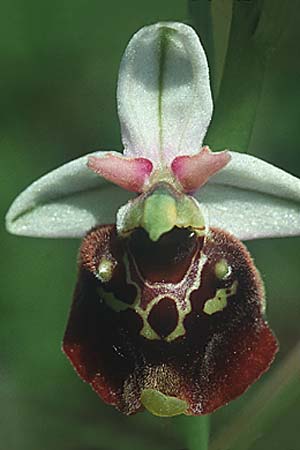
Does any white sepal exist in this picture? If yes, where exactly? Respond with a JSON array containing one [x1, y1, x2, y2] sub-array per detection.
[[195, 152, 300, 240], [117, 22, 213, 167], [6, 151, 134, 238]]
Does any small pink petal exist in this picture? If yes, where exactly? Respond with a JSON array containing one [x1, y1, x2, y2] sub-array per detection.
[[88, 154, 153, 193], [171, 146, 231, 193]]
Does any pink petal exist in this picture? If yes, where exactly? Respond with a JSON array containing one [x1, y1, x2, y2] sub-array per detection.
[[88, 154, 153, 193], [171, 146, 231, 193]]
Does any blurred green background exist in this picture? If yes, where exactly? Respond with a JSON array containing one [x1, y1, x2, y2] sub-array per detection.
[[1, 1, 300, 449]]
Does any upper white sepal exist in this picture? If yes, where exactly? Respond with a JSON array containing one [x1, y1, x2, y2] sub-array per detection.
[[117, 22, 213, 167]]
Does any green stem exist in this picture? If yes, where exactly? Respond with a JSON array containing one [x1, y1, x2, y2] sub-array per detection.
[[173, 414, 210, 450]]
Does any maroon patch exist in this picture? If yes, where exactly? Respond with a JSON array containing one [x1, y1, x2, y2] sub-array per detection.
[[63, 225, 278, 415], [148, 297, 178, 338], [128, 228, 200, 283]]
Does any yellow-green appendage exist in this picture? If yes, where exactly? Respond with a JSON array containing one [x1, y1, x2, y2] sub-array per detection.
[[141, 389, 188, 417], [117, 184, 206, 242]]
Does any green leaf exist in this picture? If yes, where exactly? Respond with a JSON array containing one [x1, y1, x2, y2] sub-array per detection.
[[206, 0, 265, 152], [188, 0, 233, 98], [190, 0, 290, 152]]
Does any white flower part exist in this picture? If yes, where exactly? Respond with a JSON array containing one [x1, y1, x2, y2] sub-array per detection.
[[5, 151, 134, 238], [117, 22, 213, 168], [195, 152, 300, 240]]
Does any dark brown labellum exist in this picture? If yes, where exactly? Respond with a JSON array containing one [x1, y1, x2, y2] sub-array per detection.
[[63, 225, 278, 415]]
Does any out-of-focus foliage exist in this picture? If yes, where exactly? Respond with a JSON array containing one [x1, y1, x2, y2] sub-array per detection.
[[1, 1, 300, 449]]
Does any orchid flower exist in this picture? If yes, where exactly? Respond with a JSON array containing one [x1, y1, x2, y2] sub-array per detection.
[[6, 22, 300, 418]]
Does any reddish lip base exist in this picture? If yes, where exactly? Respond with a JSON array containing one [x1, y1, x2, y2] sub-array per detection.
[[88, 154, 153, 193], [171, 146, 231, 193], [63, 225, 278, 415]]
